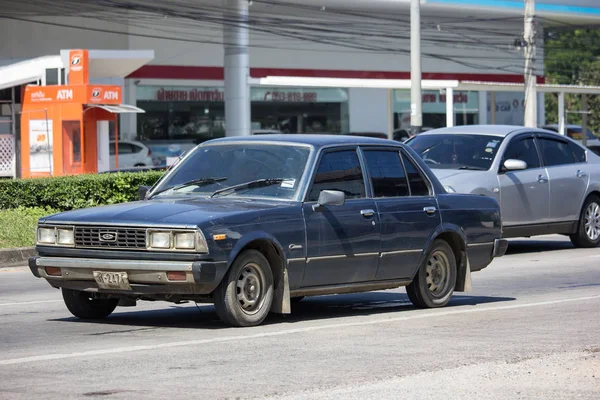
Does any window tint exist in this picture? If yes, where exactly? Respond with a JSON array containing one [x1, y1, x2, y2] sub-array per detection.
[[308, 150, 366, 201], [401, 152, 430, 196], [568, 142, 586, 163], [118, 143, 134, 154], [364, 150, 409, 198], [538, 138, 576, 167], [502, 137, 540, 169]]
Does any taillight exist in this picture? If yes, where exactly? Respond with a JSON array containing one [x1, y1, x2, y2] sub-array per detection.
[[147, 148, 152, 157]]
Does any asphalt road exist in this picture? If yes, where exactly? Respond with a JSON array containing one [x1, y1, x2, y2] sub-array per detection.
[[0, 235, 599, 400]]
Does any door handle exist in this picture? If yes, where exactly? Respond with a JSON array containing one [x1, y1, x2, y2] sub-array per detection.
[[360, 209, 375, 218], [423, 206, 437, 215], [577, 170, 587, 178], [538, 174, 548, 183]]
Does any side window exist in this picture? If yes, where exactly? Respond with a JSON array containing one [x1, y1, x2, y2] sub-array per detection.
[[308, 150, 366, 201], [568, 142, 586, 163], [118, 143, 134, 154], [502, 137, 540, 169], [401, 152, 431, 196], [538, 137, 576, 167], [364, 150, 409, 198]]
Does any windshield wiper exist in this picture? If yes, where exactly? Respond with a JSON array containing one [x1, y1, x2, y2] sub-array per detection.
[[457, 166, 486, 171], [151, 177, 227, 197], [210, 178, 285, 198]]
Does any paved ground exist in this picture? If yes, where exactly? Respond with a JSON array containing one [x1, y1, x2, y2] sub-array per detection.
[[0, 235, 599, 399]]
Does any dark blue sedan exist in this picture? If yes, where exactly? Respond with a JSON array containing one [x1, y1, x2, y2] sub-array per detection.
[[29, 135, 508, 327]]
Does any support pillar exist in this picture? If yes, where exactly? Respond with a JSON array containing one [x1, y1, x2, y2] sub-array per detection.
[[223, 0, 250, 136], [446, 88, 454, 127], [558, 92, 565, 135]]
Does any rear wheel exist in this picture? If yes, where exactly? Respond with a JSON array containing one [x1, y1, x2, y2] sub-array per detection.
[[61, 288, 119, 319], [570, 195, 600, 248], [406, 239, 457, 308], [214, 250, 274, 327]]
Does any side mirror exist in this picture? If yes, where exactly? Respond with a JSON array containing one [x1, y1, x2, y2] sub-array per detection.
[[138, 185, 150, 200], [312, 190, 345, 211], [503, 159, 527, 171]]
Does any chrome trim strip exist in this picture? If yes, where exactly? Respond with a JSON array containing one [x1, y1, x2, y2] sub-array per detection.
[[34, 257, 194, 272], [306, 252, 379, 263], [287, 258, 305, 263], [380, 249, 422, 257], [290, 279, 412, 297], [467, 242, 494, 248]]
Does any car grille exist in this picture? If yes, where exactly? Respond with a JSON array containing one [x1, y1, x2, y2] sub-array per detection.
[[74, 226, 147, 250]]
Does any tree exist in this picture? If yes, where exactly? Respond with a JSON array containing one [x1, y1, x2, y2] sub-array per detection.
[[544, 28, 600, 134]]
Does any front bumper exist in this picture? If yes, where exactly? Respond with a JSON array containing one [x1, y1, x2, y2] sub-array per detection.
[[492, 239, 509, 258], [29, 256, 228, 296]]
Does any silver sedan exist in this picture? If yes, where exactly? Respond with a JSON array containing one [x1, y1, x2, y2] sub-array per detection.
[[406, 125, 600, 247]]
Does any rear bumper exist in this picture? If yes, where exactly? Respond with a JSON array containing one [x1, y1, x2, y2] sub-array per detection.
[[28, 256, 228, 296], [493, 239, 509, 258]]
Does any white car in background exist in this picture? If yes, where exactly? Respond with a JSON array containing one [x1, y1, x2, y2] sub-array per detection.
[[109, 140, 154, 169]]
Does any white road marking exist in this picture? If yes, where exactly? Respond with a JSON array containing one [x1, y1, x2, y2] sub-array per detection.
[[0, 300, 62, 307], [1, 294, 599, 366]]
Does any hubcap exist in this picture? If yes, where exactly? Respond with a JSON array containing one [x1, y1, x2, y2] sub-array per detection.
[[584, 202, 600, 241], [236, 263, 265, 315], [426, 250, 450, 297]]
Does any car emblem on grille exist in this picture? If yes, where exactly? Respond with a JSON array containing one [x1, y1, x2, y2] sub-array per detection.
[[99, 232, 117, 242]]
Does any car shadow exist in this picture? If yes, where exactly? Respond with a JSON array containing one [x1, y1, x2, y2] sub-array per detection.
[[49, 291, 516, 330], [505, 237, 575, 255]]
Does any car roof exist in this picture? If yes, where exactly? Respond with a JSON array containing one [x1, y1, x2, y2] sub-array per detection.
[[203, 133, 399, 148], [416, 124, 554, 137]]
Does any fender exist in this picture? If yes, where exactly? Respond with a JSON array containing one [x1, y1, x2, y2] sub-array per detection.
[[416, 222, 472, 293], [227, 230, 292, 315]]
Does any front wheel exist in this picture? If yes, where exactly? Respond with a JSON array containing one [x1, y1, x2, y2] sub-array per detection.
[[406, 239, 457, 308], [214, 250, 274, 327], [61, 288, 119, 319], [570, 195, 600, 248]]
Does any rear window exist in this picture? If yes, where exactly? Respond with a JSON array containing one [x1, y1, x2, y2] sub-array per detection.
[[406, 133, 504, 171]]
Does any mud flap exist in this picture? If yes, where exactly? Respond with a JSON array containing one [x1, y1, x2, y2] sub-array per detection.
[[455, 250, 472, 293], [270, 267, 291, 314]]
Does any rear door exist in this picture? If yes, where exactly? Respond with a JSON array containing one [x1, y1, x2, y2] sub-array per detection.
[[497, 133, 550, 226], [362, 147, 441, 281], [536, 134, 590, 222]]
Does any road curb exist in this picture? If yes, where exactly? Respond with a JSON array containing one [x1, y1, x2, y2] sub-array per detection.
[[0, 247, 36, 268]]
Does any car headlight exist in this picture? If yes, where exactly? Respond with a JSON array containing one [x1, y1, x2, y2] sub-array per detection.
[[37, 227, 56, 244], [444, 185, 456, 193], [174, 232, 196, 249], [56, 228, 74, 245], [149, 231, 172, 249], [147, 230, 208, 253]]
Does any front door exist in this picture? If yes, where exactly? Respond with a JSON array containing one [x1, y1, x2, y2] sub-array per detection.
[[302, 148, 380, 287], [537, 135, 589, 222], [498, 134, 550, 226], [62, 120, 83, 175]]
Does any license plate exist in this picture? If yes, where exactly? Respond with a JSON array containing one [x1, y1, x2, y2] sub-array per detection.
[[93, 271, 132, 290]]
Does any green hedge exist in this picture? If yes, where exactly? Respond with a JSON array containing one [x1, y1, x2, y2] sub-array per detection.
[[0, 171, 165, 212], [0, 207, 60, 248]]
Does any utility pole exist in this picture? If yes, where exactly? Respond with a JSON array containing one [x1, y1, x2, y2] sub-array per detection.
[[524, 0, 537, 127], [410, 0, 422, 136], [223, 0, 251, 136], [582, 94, 589, 148]]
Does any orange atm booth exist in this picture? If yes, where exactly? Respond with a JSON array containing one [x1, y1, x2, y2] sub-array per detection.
[[20, 49, 145, 178]]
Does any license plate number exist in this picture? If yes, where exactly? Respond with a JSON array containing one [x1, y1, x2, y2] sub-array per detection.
[[93, 271, 131, 290]]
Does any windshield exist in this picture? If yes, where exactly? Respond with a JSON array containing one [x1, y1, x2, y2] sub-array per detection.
[[151, 143, 311, 200], [406, 133, 504, 170]]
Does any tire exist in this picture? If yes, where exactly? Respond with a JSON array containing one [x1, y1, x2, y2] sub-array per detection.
[[406, 239, 457, 308], [214, 250, 274, 327], [61, 288, 119, 319], [570, 194, 600, 248]]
